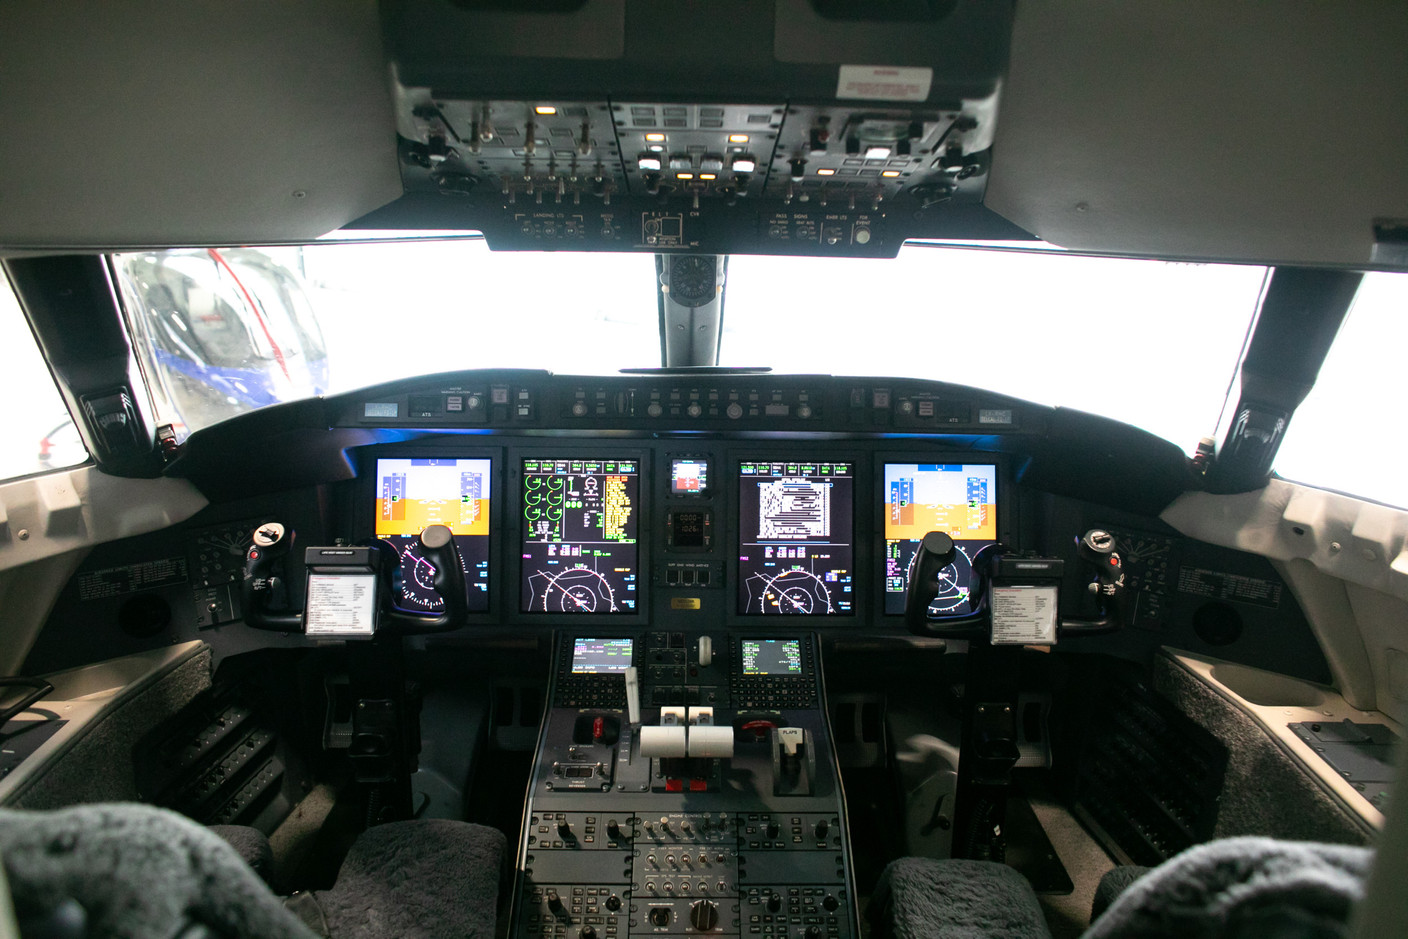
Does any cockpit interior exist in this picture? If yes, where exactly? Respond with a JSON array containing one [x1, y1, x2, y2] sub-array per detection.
[[2, 3, 1407, 938]]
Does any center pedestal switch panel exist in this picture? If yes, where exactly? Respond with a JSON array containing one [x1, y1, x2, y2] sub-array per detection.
[[512, 631, 856, 939]]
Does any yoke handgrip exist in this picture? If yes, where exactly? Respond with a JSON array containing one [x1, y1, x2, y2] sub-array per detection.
[[242, 521, 304, 632], [1058, 529, 1127, 637], [905, 531, 992, 637]]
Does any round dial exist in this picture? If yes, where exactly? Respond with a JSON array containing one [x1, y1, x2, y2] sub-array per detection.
[[668, 256, 717, 307]]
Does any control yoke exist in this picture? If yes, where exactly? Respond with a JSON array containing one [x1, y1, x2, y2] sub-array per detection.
[[905, 529, 1127, 639], [242, 522, 304, 632], [375, 524, 469, 633], [241, 522, 470, 634]]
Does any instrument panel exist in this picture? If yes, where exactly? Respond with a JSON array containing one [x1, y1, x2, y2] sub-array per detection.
[[359, 442, 1014, 629]]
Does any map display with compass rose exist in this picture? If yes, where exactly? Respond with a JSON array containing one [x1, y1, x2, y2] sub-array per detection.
[[883, 463, 998, 616], [738, 461, 854, 615]]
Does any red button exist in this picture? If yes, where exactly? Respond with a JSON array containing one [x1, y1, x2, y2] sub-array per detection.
[[665, 779, 683, 792]]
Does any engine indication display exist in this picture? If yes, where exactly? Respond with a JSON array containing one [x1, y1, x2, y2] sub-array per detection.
[[375, 458, 491, 613], [883, 463, 998, 616], [738, 461, 854, 615], [522, 458, 639, 613]]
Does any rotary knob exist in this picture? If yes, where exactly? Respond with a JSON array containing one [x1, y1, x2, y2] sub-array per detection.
[[581, 927, 596, 939], [607, 819, 621, 840], [557, 819, 575, 840], [766, 821, 780, 840], [647, 402, 664, 418], [572, 401, 588, 417], [690, 899, 719, 931], [767, 895, 782, 914], [687, 402, 703, 418], [726, 402, 743, 419], [605, 895, 622, 912], [649, 908, 672, 928], [814, 820, 829, 839]]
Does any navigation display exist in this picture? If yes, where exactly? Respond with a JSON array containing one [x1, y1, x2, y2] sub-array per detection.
[[740, 638, 803, 676], [884, 463, 998, 616], [375, 458, 491, 613], [571, 637, 635, 673], [737, 461, 854, 615], [522, 458, 640, 613]]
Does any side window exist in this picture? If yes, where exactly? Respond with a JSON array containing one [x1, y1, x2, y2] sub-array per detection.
[[0, 271, 88, 478]]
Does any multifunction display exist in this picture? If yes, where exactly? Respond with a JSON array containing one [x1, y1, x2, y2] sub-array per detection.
[[571, 637, 634, 673], [375, 458, 491, 612], [883, 462, 998, 616], [740, 638, 803, 675], [670, 458, 709, 494], [522, 458, 639, 613], [737, 461, 854, 615]]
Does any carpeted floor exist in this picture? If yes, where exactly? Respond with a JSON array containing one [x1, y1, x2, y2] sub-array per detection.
[[1026, 790, 1116, 939]]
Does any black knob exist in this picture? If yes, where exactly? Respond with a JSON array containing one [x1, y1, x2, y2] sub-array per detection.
[[767, 895, 782, 913], [823, 895, 839, 912], [605, 895, 622, 912], [814, 820, 829, 839], [806, 927, 822, 939], [546, 890, 564, 913], [766, 821, 780, 839], [581, 928, 596, 939], [649, 907, 672, 928], [690, 900, 719, 931], [607, 819, 621, 840], [558, 819, 575, 840]]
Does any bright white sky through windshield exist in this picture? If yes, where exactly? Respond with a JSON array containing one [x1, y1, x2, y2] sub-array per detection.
[[722, 247, 1267, 452], [1275, 272, 1408, 509]]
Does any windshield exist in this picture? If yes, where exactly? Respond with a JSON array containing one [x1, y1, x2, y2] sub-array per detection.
[[722, 248, 1268, 449], [115, 240, 1264, 447], [110, 238, 1406, 507]]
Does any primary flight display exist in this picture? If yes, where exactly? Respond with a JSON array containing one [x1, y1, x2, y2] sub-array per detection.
[[374, 457, 492, 612], [883, 462, 998, 616]]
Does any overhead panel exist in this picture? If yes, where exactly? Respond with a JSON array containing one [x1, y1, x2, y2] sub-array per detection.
[[359, 0, 1029, 257]]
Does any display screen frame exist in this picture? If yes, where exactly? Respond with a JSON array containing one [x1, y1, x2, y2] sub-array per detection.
[[516, 450, 648, 618], [366, 451, 500, 621], [877, 454, 1010, 619], [734, 457, 858, 617]]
